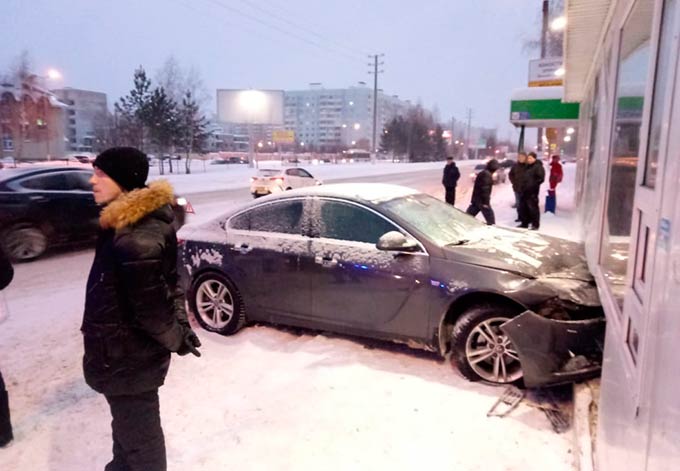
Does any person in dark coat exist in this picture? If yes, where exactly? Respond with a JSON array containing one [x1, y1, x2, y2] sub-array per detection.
[[508, 152, 527, 220], [466, 159, 500, 225], [81, 147, 201, 471], [0, 245, 14, 447], [518, 152, 545, 230], [442, 156, 461, 205]]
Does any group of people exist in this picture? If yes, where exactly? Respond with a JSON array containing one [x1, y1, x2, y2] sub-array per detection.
[[442, 151, 561, 230], [1, 147, 202, 471]]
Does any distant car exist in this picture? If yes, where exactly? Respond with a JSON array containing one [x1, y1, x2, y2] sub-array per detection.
[[499, 159, 515, 169], [469, 163, 507, 184], [250, 167, 322, 198], [0, 166, 190, 261], [178, 183, 605, 387]]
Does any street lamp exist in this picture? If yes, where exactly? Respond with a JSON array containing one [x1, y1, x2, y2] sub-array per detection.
[[550, 16, 566, 31], [46, 68, 62, 81], [353, 123, 361, 130], [554, 67, 565, 77]]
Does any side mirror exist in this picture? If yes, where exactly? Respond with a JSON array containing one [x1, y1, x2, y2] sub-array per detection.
[[376, 231, 419, 252]]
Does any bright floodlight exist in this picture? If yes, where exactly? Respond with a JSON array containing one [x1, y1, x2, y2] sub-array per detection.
[[554, 67, 565, 77], [46, 68, 62, 80], [550, 16, 567, 31], [239, 89, 267, 113], [353, 123, 361, 130], [567, 127, 575, 135]]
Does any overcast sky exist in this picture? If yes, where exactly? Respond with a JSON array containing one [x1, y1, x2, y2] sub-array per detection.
[[2, 0, 544, 139]]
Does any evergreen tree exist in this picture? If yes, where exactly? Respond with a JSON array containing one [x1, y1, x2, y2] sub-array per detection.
[[177, 90, 209, 174], [114, 67, 152, 149]]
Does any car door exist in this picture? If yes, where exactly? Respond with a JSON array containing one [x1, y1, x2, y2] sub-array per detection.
[[307, 198, 430, 337], [284, 168, 300, 189], [13, 171, 94, 239], [225, 198, 314, 318]]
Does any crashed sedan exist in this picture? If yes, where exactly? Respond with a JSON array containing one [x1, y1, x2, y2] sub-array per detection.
[[178, 183, 605, 388]]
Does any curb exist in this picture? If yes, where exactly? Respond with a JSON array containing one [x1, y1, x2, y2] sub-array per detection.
[[573, 382, 595, 471]]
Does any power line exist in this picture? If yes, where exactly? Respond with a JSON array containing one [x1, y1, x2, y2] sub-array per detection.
[[234, 0, 370, 60], [197, 0, 367, 65]]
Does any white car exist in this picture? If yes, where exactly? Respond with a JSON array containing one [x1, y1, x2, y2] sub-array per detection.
[[250, 167, 322, 198]]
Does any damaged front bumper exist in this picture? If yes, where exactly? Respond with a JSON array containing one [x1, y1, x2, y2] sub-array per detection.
[[501, 310, 605, 388]]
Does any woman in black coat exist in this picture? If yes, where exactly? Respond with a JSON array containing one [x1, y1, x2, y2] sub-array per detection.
[[0, 245, 14, 447]]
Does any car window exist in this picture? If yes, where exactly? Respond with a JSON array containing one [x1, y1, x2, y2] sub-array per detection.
[[285, 169, 296, 176], [318, 200, 398, 244], [297, 169, 313, 178], [229, 200, 304, 234], [19, 173, 69, 191], [65, 171, 93, 191]]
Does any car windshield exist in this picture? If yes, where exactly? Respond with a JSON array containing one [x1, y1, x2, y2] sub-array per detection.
[[474, 164, 486, 170], [377, 193, 486, 246], [256, 169, 281, 177]]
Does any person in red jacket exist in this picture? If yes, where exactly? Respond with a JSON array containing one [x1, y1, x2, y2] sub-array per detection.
[[549, 155, 563, 190]]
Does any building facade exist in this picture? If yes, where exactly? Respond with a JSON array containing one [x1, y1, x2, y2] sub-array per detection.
[[283, 83, 411, 151], [52, 87, 108, 153], [564, 0, 680, 469], [0, 81, 67, 161]]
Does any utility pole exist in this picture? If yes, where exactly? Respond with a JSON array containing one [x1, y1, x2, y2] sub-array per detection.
[[537, 0, 549, 153], [451, 116, 456, 158], [368, 54, 384, 160], [465, 107, 473, 160]]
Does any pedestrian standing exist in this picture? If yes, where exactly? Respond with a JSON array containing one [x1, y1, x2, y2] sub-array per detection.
[[0, 245, 14, 447], [81, 147, 201, 471], [508, 152, 527, 221], [466, 159, 500, 225], [442, 156, 461, 205], [546, 155, 563, 214], [518, 152, 545, 230]]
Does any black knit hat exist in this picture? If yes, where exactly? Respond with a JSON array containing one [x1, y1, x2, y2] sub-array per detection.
[[93, 147, 149, 191]]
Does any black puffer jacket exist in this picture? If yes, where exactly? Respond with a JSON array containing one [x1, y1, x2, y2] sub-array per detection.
[[508, 162, 526, 193], [442, 162, 461, 187], [470, 159, 499, 206], [523, 160, 546, 195], [81, 181, 189, 396], [0, 245, 12, 291]]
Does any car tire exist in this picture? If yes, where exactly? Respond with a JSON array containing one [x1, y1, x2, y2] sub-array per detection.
[[286, 187, 292, 191], [189, 271, 246, 335], [450, 305, 523, 385], [1, 223, 48, 262]]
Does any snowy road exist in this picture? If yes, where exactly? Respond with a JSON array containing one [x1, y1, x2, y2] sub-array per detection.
[[0, 162, 578, 471]]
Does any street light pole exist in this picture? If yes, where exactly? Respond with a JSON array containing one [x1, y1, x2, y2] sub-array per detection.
[[369, 53, 384, 161]]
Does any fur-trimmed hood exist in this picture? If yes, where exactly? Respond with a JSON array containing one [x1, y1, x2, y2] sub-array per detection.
[[100, 180, 175, 230]]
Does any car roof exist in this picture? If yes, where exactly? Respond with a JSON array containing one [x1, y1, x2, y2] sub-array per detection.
[[258, 183, 419, 203], [0, 165, 92, 182]]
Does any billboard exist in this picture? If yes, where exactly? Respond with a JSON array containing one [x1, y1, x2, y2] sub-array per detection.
[[528, 58, 563, 87], [217, 89, 284, 124], [272, 130, 295, 144]]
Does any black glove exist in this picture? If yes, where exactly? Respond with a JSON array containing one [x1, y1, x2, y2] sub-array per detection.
[[177, 327, 202, 357]]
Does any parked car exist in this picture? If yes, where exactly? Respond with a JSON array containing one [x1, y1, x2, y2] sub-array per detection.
[[250, 167, 322, 198], [469, 163, 507, 184], [178, 183, 605, 388], [0, 166, 190, 261]]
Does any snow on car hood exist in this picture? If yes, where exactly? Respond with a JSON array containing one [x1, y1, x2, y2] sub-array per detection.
[[442, 225, 592, 281]]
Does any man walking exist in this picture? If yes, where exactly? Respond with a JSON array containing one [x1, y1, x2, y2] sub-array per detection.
[[442, 156, 460, 205], [0, 245, 14, 447], [508, 152, 527, 221], [518, 151, 545, 230], [81, 147, 201, 471], [466, 159, 500, 225]]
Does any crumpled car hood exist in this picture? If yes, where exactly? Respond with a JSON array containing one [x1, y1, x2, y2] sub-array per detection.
[[442, 226, 592, 281]]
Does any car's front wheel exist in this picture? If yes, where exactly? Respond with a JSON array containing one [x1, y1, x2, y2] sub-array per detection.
[[450, 305, 523, 385], [189, 272, 246, 335], [2, 224, 48, 262]]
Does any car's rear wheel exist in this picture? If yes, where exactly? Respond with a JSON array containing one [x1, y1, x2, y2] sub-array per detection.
[[450, 305, 523, 385], [189, 272, 246, 335], [2, 224, 48, 262]]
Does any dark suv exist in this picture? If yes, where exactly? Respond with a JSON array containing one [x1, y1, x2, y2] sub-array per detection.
[[0, 166, 187, 261]]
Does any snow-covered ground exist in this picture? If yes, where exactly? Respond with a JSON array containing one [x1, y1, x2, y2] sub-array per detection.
[[0, 162, 581, 471], [150, 160, 455, 195]]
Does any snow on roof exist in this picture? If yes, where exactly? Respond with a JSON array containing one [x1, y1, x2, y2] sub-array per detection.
[[279, 182, 420, 203], [511, 86, 565, 101]]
